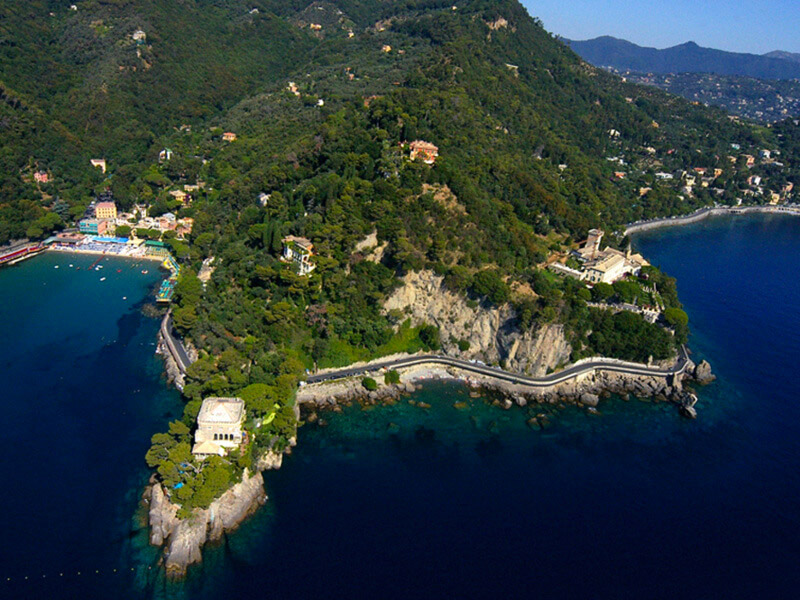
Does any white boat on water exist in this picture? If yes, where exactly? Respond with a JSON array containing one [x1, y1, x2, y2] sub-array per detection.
[[100, 277, 106, 281]]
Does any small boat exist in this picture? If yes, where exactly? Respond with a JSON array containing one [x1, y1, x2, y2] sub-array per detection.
[[122, 296, 127, 300], [54, 265, 59, 269], [117, 269, 121, 273], [69, 264, 73, 268], [142, 269, 148, 274], [100, 277, 106, 281]]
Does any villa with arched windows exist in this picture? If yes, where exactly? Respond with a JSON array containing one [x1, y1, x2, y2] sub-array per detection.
[[191, 397, 245, 459]]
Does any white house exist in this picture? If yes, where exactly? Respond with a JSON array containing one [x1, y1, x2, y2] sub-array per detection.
[[192, 397, 245, 459]]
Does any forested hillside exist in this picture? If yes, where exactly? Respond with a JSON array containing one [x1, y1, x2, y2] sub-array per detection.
[[2, 0, 799, 381], [8, 0, 799, 509]]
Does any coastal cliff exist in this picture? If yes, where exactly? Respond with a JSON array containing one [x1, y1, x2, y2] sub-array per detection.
[[146, 448, 288, 579], [384, 270, 572, 375]]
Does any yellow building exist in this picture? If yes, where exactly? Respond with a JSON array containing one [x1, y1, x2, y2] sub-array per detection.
[[95, 201, 117, 220]]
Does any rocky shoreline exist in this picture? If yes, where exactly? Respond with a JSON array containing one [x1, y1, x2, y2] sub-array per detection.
[[297, 354, 715, 418], [143, 447, 289, 579]]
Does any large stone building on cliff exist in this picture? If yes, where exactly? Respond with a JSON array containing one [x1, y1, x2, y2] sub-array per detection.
[[191, 397, 245, 459], [549, 229, 649, 285]]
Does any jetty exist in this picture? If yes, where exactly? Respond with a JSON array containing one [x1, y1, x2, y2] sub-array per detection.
[[0, 242, 44, 267]]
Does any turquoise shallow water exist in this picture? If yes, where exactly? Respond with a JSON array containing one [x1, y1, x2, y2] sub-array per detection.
[[2, 214, 800, 599]]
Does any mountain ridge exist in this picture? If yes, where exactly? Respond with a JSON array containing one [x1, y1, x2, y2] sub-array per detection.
[[566, 35, 800, 80]]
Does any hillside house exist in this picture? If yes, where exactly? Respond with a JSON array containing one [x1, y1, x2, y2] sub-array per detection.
[[90, 158, 107, 174], [192, 397, 245, 459], [222, 132, 237, 142], [169, 189, 188, 203], [409, 140, 439, 164], [282, 235, 316, 276], [176, 217, 194, 238], [159, 148, 173, 162], [34, 171, 50, 184]]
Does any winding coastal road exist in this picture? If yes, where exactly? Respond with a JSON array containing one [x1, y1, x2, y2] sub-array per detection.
[[159, 310, 690, 392], [306, 346, 691, 389], [160, 311, 191, 374]]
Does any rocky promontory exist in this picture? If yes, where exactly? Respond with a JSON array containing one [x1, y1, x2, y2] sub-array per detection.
[[145, 448, 289, 579]]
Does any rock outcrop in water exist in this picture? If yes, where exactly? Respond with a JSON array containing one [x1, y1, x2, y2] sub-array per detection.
[[383, 270, 571, 375], [694, 360, 716, 384], [146, 448, 289, 579]]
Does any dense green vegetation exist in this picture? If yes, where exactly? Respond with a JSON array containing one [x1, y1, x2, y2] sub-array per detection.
[[6, 0, 789, 513]]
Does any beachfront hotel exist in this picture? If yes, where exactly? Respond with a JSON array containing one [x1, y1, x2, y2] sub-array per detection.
[[95, 201, 117, 220]]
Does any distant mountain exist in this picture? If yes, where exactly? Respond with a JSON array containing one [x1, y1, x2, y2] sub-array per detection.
[[765, 50, 800, 64], [566, 36, 800, 80]]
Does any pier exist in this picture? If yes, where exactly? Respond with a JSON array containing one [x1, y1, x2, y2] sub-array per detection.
[[0, 243, 44, 267]]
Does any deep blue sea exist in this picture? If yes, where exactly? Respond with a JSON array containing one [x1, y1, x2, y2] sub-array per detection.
[[2, 213, 800, 599]]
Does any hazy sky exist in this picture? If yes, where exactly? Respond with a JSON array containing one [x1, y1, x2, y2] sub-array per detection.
[[520, 0, 800, 54]]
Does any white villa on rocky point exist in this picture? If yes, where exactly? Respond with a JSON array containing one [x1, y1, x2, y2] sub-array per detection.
[[191, 397, 245, 459], [282, 235, 316, 276]]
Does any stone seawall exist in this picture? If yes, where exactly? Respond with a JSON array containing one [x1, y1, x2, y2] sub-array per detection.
[[625, 205, 800, 236], [297, 357, 715, 414]]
